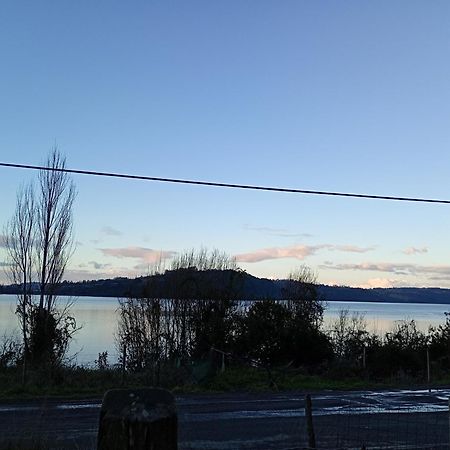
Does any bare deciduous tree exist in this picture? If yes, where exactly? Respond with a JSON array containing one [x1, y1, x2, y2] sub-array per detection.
[[4, 147, 77, 369], [36, 149, 75, 313], [4, 183, 35, 380], [329, 309, 368, 361], [283, 265, 324, 329]]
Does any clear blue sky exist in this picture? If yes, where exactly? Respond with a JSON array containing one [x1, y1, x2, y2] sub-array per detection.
[[1, 1, 449, 288]]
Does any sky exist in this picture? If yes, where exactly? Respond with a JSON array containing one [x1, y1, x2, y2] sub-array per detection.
[[0, 1, 450, 288]]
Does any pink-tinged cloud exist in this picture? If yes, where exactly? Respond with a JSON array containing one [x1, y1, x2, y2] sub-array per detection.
[[403, 247, 428, 255], [235, 243, 375, 263], [358, 278, 395, 289], [99, 246, 176, 264], [235, 244, 327, 263], [347, 278, 417, 289]]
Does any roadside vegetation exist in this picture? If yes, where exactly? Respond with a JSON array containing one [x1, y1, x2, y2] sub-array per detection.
[[2, 151, 450, 400], [3, 311, 450, 400], [3, 249, 450, 399]]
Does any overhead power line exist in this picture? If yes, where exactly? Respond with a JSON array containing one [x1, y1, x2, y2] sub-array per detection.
[[1, 161, 449, 205]]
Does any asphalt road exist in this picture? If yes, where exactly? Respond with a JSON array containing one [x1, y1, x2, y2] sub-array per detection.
[[1, 389, 450, 449]]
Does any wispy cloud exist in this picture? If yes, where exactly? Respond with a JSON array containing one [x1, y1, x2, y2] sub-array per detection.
[[0, 234, 8, 248], [403, 246, 428, 255], [320, 261, 411, 273], [331, 245, 375, 253], [427, 276, 450, 282], [100, 226, 122, 237], [99, 246, 176, 264], [235, 243, 375, 263], [243, 224, 312, 238], [321, 261, 450, 279], [64, 267, 137, 282], [88, 261, 111, 270]]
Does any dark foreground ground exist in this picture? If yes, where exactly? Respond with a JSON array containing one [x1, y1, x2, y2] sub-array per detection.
[[1, 389, 450, 449]]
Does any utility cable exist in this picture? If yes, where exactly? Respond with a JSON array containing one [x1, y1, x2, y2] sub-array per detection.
[[1, 161, 449, 204]]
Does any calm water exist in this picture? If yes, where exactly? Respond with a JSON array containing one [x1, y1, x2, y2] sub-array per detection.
[[0, 295, 118, 365], [1, 295, 450, 365]]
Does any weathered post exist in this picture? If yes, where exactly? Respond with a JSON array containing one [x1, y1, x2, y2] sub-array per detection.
[[305, 394, 316, 449], [97, 388, 177, 450], [448, 397, 450, 450]]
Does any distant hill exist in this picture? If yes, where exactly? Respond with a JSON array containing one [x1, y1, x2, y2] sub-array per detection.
[[317, 285, 450, 304], [2, 270, 450, 304]]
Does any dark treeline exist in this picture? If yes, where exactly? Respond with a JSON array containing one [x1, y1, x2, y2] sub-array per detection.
[[3, 274, 450, 305]]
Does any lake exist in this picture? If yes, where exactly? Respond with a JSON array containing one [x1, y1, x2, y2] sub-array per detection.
[[1, 295, 450, 365]]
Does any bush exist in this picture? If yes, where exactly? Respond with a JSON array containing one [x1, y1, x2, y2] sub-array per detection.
[[234, 300, 291, 365], [232, 299, 333, 368], [0, 334, 20, 369]]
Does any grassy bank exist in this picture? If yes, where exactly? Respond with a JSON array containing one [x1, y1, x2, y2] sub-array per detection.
[[1, 363, 449, 401]]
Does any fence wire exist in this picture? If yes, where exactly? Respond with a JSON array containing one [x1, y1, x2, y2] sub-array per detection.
[[179, 394, 450, 450], [309, 406, 448, 449]]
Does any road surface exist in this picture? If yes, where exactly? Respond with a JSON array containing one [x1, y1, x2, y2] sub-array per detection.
[[1, 388, 450, 449]]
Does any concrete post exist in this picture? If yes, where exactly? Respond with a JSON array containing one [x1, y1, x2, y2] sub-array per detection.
[[97, 388, 177, 450]]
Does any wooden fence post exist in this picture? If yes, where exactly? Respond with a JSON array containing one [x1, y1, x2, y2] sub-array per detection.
[[305, 394, 316, 449], [448, 398, 450, 450], [97, 388, 177, 450]]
